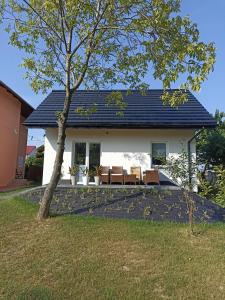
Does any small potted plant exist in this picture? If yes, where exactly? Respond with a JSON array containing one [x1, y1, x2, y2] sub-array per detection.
[[81, 167, 89, 185], [94, 166, 102, 186], [69, 165, 79, 186]]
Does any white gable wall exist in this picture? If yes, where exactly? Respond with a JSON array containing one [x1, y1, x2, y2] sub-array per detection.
[[42, 128, 196, 185]]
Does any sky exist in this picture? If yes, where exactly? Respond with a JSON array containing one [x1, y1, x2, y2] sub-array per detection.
[[0, 0, 224, 147]]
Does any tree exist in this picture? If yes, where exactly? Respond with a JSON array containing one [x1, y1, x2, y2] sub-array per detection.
[[213, 166, 225, 207], [197, 111, 225, 205], [198, 165, 225, 207], [25, 145, 44, 167], [1, 0, 216, 220], [197, 110, 225, 171], [165, 150, 197, 234]]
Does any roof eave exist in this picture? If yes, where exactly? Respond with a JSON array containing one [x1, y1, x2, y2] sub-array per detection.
[[23, 123, 217, 129]]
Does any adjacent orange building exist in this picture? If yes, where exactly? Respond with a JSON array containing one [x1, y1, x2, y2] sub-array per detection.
[[0, 81, 33, 189]]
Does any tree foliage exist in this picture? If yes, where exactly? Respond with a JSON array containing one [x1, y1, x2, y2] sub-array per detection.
[[25, 145, 44, 167], [197, 110, 225, 168], [0, 0, 216, 219], [165, 150, 197, 234], [213, 166, 225, 206], [198, 165, 225, 207], [2, 0, 215, 104], [165, 150, 197, 191], [197, 111, 225, 207]]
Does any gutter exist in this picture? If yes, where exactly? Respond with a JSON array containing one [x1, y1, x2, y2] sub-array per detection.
[[187, 128, 204, 187]]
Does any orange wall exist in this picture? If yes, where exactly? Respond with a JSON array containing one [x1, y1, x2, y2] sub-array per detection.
[[17, 115, 28, 175], [0, 87, 28, 187]]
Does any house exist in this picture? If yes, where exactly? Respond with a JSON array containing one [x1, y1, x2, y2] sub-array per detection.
[[0, 81, 33, 189], [26, 145, 37, 158], [24, 90, 216, 186]]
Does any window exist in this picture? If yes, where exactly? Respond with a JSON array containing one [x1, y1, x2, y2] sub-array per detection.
[[152, 143, 166, 166]]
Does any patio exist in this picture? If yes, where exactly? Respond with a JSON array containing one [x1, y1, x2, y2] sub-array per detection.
[[67, 166, 177, 187]]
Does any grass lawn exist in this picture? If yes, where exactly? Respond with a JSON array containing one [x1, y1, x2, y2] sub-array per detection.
[[0, 185, 40, 200], [1, 198, 225, 300]]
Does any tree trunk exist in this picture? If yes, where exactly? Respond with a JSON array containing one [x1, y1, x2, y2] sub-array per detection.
[[184, 191, 195, 235], [36, 29, 90, 220], [37, 93, 72, 220]]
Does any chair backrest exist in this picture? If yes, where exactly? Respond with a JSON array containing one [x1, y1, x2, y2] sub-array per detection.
[[145, 170, 160, 183], [111, 166, 123, 175], [131, 166, 141, 180], [101, 166, 110, 175]]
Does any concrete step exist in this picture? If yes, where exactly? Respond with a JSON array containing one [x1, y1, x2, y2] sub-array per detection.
[[0, 179, 31, 192], [10, 179, 28, 186]]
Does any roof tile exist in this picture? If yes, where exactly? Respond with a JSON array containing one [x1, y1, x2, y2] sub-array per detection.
[[24, 90, 216, 129]]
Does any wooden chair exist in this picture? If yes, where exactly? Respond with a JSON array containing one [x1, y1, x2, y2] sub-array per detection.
[[124, 166, 141, 185], [124, 174, 137, 185], [131, 166, 141, 182], [110, 166, 124, 184], [143, 170, 160, 185], [100, 166, 110, 184]]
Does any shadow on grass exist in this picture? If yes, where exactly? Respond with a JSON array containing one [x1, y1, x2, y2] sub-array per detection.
[[17, 286, 54, 300]]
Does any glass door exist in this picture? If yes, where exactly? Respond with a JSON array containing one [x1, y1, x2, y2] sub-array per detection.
[[74, 142, 86, 183], [74, 142, 101, 184], [89, 143, 101, 182]]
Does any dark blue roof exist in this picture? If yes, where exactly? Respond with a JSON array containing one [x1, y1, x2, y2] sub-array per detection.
[[24, 90, 216, 129]]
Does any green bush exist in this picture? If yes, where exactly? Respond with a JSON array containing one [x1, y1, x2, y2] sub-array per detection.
[[199, 165, 225, 207], [25, 145, 44, 167]]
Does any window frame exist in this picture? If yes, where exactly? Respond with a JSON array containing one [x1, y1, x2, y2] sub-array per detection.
[[150, 141, 168, 168]]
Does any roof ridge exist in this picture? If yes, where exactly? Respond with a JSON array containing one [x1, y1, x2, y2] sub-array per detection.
[[51, 88, 187, 92]]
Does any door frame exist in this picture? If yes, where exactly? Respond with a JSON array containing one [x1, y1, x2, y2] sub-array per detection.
[[72, 139, 102, 184]]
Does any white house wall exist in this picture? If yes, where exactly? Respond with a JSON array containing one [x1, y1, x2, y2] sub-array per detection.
[[42, 128, 196, 185]]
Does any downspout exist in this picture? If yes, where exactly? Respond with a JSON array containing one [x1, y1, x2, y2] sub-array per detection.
[[187, 128, 204, 188]]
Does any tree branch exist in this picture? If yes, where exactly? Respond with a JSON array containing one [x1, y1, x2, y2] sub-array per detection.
[[58, 0, 68, 50], [71, 1, 109, 59], [21, 0, 65, 44]]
